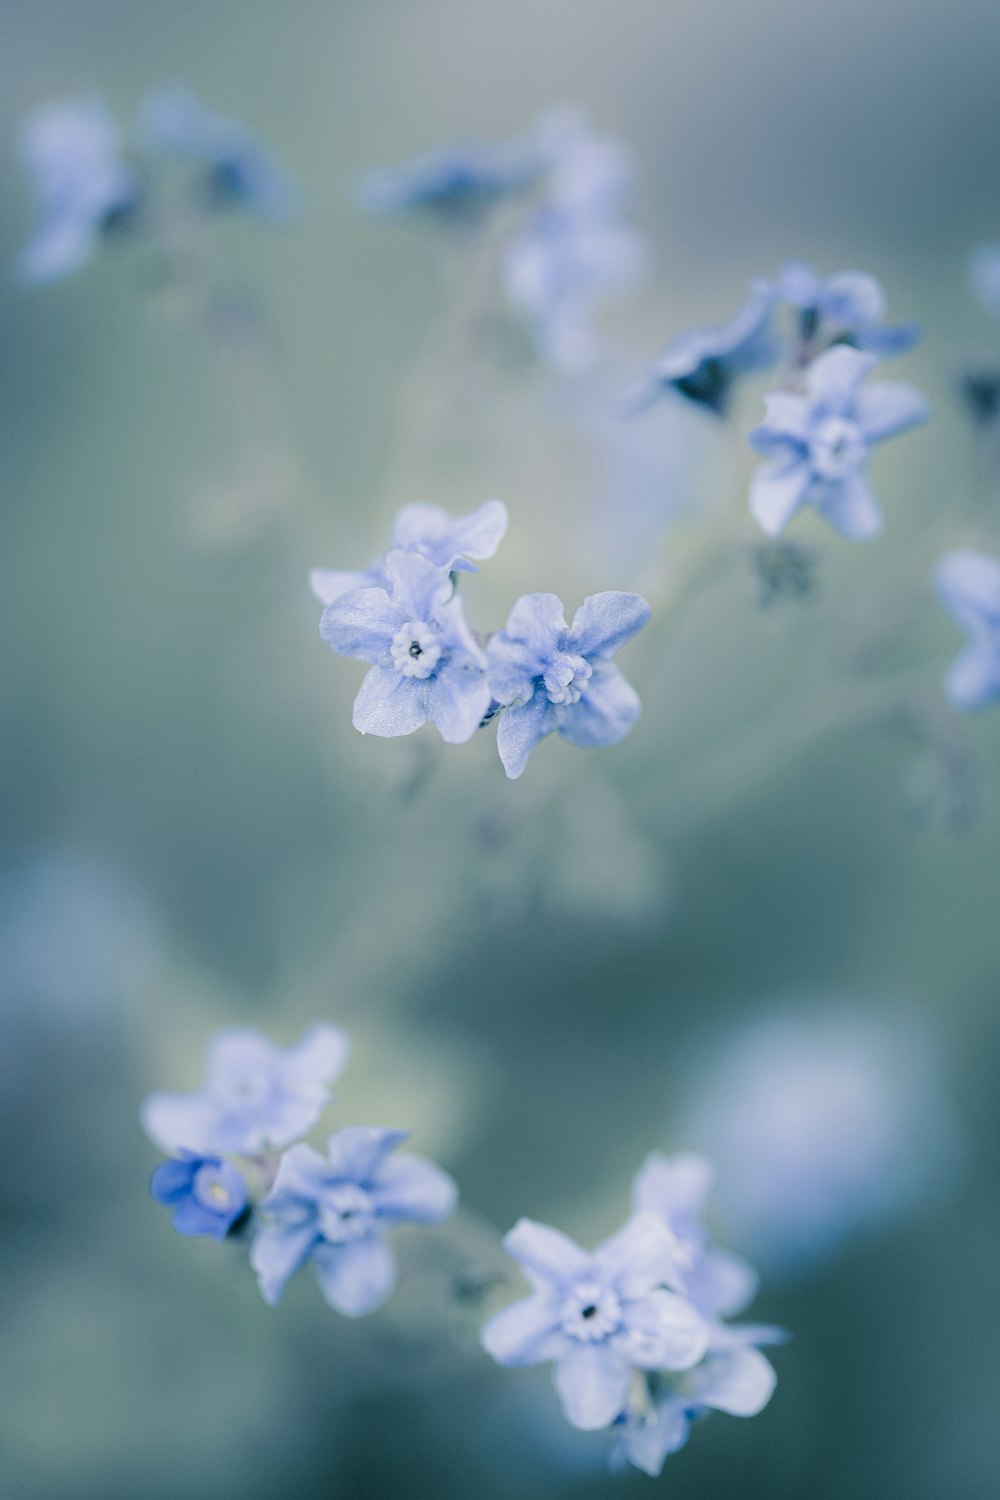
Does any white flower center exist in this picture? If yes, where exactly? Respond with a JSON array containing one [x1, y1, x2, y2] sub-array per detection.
[[561, 1281, 623, 1342], [810, 416, 866, 480], [543, 653, 592, 706], [319, 1183, 375, 1243], [391, 620, 442, 679], [193, 1164, 237, 1213]]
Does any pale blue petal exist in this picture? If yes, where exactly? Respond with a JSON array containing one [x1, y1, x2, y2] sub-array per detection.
[[141, 1092, 219, 1154], [854, 321, 921, 356], [944, 642, 1000, 710], [326, 1126, 410, 1183], [149, 1157, 198, 1205], [616, 1399, 691, 1476], [251, 1222, 317, 1304], [487, 593, 567, 704], [281, 1023, 350, 1091], [821, 270, 885, 328], [370, 1152, 457, 1222], [310, 564, 385, 606], [352, 665, 428, 738], [383, 549, 453, 621], [856, 381, 930, 442], [391, 498, 508, 569], [502, 1218, 593, 1290], [594, 1212, 681, 1295], [695, 1247, 759, 1319], [750, 391, 812, 451], [689, 1347, 776, 1417], [312, 1234, 397, 1316], [425, 663, 491, 744], [265, 1142, 328, 1202], [816, 474, 882, 539], [805, 344, 876, 413], [480, 1294, 566, 1366], [171, 1197, 232, 1239], [567, 591, 650, 659], [16, 214, 97, 284], [554, 1343, 631, 1430], [618, 1288, 709, 1369], [749, 460, 810, 536], [320, 587, 398, 663], [554, 663, 640, 750], [935, 549, 1000, 634], [631, 1152, 714, 1226], [496, 695, 553, 779], [775, 260, 821, 308]]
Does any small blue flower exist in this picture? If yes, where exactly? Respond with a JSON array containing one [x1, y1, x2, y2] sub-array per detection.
[[776, 261, 920, 356], [141, 1023, 349, 1156], [14, 98, 141, 284], [150, 1151, 248, 1239], [487, 591, 650, 778], [310, 498, 508, 606], [320, 551, 491, 743], [748, 344, 929, 538], [140, 86, 302, 223], [623, 280, 779, 416], [481, 1214, 709, 1431], [968, 244, 1000, 318], [935, 549, 1000, 710], [359, 132, 542, 224], [251, 1126, 457, 1315]]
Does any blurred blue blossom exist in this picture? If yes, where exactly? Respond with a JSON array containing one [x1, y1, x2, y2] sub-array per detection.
[[140, 86, 302, 223], [251, 1126, 457, 1314], [359, 128, 543, 223], [141, 1023, 349, 1156], [320, 551, 490, 742], [14, 98, 141, 284], [776, 261, 920, 356], [622, 280, 778, 416], [935, 549, 1000, 709], [150, 1152, 248, 1239], [968, 244, 1000, 318], [487, 591, 650, 778], [748, 345, 929, 538], [481, 1214, 708, 1431], [310, 498, 508, 606]]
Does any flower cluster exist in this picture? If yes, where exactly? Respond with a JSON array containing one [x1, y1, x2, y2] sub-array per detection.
[[143, 1023, 458, 1316], [312, 499, 651, 778], [481, 1153, 782, 1478]]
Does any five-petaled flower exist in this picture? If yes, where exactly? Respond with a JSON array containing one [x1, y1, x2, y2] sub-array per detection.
[[775, 262, 919, 357], [251, 1126, 457, 1315], [141, 1023, 349, 1156], [481, 1214, 709, 1431], [150, 1151, 248, 1239], [935, 549, 1000, 710], [320, 550, 491, 743], [486, 591, 650, 778], [748, 344, 929, 538]]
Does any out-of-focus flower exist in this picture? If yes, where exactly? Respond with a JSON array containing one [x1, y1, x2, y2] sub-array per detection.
[[14, 98, 141, 284], [748, 345, 929, 538], [682, 1003, 963, 1275], [140, 86, 302, 223], [504, 115, 645, 374], [935, 549, 1000, 709], [310, 498, 508, 606], [251, 1126, 457, 1314], [481, 1214, 708, 1431], [487, 590, 650, 778], [968, 244, 1000, 318], [359, 129, 543, 224], [776, 261, 920, 356], [150, 1152, 248, 1239], [622, 280, 779, 416], [141, 1023, 349, 1156], [320, 550, 490, 743]]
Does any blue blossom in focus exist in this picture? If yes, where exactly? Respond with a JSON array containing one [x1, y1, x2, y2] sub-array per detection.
[[486, 591, 650, 778], [359, 129, 543, 224], [968, 244, 1000, 318], [150, 1151, 248, 1239], [310, 498, 508, 606], [140, 86, 303, 223], [935, 549, 1000, 709], [320, 551, 491, 743], [481, 1214, 709, 1431], [251, 1126, 457, 1315], [141, 1023, 349, 1156], [14, 98, 141, 284], [776, 261, 920, 356], [504, 116, 645, 374], [748, 345, 929, 538], [623, 279, 779, 416]]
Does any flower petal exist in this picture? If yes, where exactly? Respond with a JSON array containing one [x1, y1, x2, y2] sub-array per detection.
[[495, 694, 553, 779], [567, 591, 651, 659], [171, 1197, 232, 1239], [325, 1126, 410, 1182], [554, 663, 641, 750], [251, 1222, 317, 1304], [480, 1294, 565, 1366], [595, 1212, 682, 1295], [816, 474, 882, 540], [502, 1218, 593, 1290], [310, 564, 386, 606], [320, 587, 398, 663], [487, 593, 567, 705], [312, 1234, 397, 1316], [383, 549, 454, 621], [805, 344, 876, 413], [149, 1157, 199, 1206], [281, 1023, 350, 1091], [370, 1152, 458, 1222], [749, 460, 810, 536], [619, 1288, 709, 1369], [856, 381, 929, 442], [631, 1152, 714, 1226], [392, 498, 509, 567], [944, 642, 1000, 710], [615, 1398, 692, 1476], [689, 1346, 777, 1417], [352, 665, 428, 738], [935, 549, 1000, 635], [140, 1092, 219, 1155], [425, 659, 491, 744], [553, 1343, 631, 1430]]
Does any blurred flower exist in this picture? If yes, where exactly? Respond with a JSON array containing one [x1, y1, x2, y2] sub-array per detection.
[[320, 550, 490, 743], [682, 1003, 963, 1275], [141, 1023, 349, 1155], [935, 549, 1000, 709], [14, 98, 141, 284], [622, 279, 779, 416], [968, 243, 1000, 317], [776, 261, 920, 356], [310, 498, 508, 606], [140, 86, 302, 223], [481, 1214, 708, 1431], [748, 345, 929, 538], [251, 1126, 457, 1314], [359, 129, 543, 224], [487, 590, 650, 778], [150, 1152, 248, 1239]]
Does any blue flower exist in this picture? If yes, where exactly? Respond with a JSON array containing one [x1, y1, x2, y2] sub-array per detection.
[[623, 280, 779, 416], [251, 1126, 457, 1315], [320, 551, 490, 743], [968, 244, 1000, 318], [486, 591, 650, 778], [935, 549, 1000, 709], [776, 261, 920, 356], [481, 1214, 709, 1431], [140, 86, 302, 223], [141, 1023, 349, 1156], [359, 132, 542, 224], [14, 98, 141, 284], [310, 498, 508, 606], [150, 1151, 248, 1239], [748, 345, 929, 538]]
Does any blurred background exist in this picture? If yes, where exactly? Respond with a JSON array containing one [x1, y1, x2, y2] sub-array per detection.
[[1, 1, 999, 1496]]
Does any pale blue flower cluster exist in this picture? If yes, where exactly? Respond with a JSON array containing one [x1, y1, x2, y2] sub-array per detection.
[[482, 1153, 781, 1477], [143, 1023, 457, 1316], [312, 499, 650, 777]]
